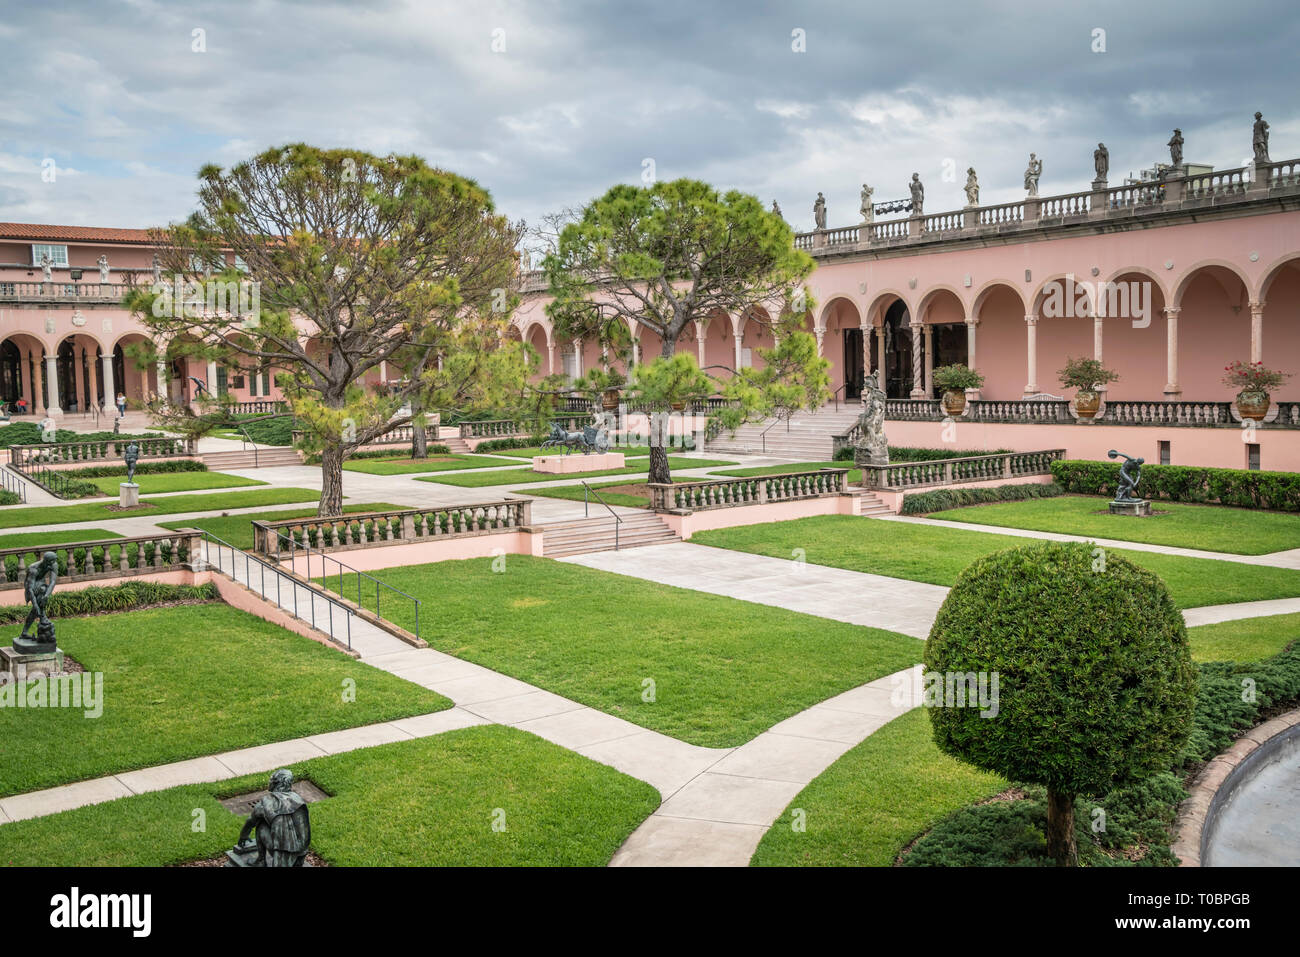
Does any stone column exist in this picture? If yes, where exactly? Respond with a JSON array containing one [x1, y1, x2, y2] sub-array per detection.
[[546, 342, 555, 375], [100, 353, 116, 411], [34, 353, 45, 411], [696, 332, 706, 366], [923, 325, 934, 397], [1249, 300, 1265, 364], [1023, 315, 1039, 395], [1093, 312, 1105, 396], [45, 354, 61, 414], [206, 359, 218, 396], [87, 353, 99, 409], [909, 321, 925, 398], [862, 322, 873, 375], [733, 325, 743, 370], [876, 323, 886, 381], [815, 328, 825, 357], [1162, 307, 1181, 396], [571, 339, 583, 378], [630, 338, 640, 368], [156, 358, 168, 402], [964, 317, 979, 398]]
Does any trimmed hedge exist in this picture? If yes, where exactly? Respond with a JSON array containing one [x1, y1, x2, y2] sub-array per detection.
[[900, 482, 1064, 515], [474, 435, 547, 453], [0, 581, 219, 622], [61, 460, 208, 480], [231, 415, 297, 446], [1051, 459, 1300, 511], [834, 445, 1012, 463], [0, 422, 160, 448], [306, 444, 452, 464]]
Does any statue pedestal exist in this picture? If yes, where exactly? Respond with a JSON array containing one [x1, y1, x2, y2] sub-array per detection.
[[1, 644, 64, 681], [120, 482, 140, 508], [1109, 499, 1152, 517], [532, 453, 625, 474]]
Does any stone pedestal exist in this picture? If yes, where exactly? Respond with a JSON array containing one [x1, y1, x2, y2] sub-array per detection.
[[1, 644, 64, 681], [120, 482, 140, 507], [532, 452, 625, 474], [1108, 499, 1152, 517]]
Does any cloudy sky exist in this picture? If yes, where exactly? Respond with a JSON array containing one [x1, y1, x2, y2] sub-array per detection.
[[2, 0, 1296, 244]]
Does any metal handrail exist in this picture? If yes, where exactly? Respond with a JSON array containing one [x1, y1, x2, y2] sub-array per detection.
[[199, 530, 353, 650], [274, 529, 420, 639], [0, 466, 28, 503], [581, 481, 623, 551]]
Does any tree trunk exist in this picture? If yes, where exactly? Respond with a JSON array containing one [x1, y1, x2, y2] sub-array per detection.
[[318, 442, 345, 518], [1045, 788, 1079, 866], [647, 442, 671, 485], [411, 416, 428, 459]]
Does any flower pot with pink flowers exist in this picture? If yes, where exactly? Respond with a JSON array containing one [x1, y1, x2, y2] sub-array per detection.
[[1223, 361, 1290, 420]]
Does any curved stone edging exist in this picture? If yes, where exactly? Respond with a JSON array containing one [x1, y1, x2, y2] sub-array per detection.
[[1172, 706, 1300, 866]]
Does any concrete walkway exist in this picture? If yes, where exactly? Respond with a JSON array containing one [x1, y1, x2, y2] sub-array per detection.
[[561, 541, 945, 639]]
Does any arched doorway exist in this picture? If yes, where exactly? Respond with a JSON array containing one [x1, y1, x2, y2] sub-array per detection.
[[0, 340, 22, 408], [881, 300, 914, 398], [57, 338, 78, 411]]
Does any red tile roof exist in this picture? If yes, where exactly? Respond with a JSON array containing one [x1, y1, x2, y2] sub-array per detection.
[[0, 222, 155, 244]]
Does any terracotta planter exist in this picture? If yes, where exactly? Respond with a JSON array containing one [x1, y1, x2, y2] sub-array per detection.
[[1236, 391, 1270, 421], [670, 400, 686, 412], [941, 390, 966, 416], [1075, 390, 1101, 418], [601, 388, 621, 411]]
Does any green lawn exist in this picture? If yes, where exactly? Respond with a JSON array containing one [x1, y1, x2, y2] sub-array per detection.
[[159, 502, 405, 550], [0, 604, 448, 797], [0, 528, 123, 547], [82, 470, 267, 496], [419, 456, 736, 488], [0, 726, 659, 866], [751, 708, 1007, 866], [323, 556, 921, 748], [1187, 613, 1300, 663], [343, 454, 523, 475], [691, 515, 1300, 610], [928, 494, 1300, 555], [0, 487, 321, 528]]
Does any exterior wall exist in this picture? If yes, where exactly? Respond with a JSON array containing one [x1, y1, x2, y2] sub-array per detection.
[[661, 494, 857, 539], [280, 528, 545, 576], [884, 419, 1300, 472]]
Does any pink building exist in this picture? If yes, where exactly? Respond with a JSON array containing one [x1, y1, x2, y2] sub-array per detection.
[[0, 223, 287, 416], [513, 150, 1300, 469]]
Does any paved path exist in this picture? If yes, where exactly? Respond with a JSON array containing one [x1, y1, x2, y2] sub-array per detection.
[[561, 541, 945, 639]]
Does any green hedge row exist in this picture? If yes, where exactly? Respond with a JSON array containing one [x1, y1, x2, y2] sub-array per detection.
[[906, 639, 1300, 866], [474, 435, 547, 453], [1051, 459, 1300, 511], [900, 482, 1064, 514], [61, 460, 208, 480], [0, 422, 159, 448], [834, 445, 1012, 463], [0, 490, 19, 506], [0, 581, 219, 622], [305, 444, 452, 464]]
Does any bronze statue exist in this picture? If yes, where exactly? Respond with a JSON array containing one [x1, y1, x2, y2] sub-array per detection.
[[1108, 449, 1144, 502], [123, 442, 139, 484], [15, 551, 58, 654], [540, 421, 609, 455], [226, 769, 312, 867]]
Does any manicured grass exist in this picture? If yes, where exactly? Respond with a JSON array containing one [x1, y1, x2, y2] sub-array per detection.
[[0, 726, 659, 866], [709, 460, 863, 482], [928, 494, 1300, 555], [751, 708, 1007, 866], [419, 456, 736, 488], [159, 502, 406, 550], [1187, 613, 1300, 663], [321, 555, 920, 748], [343, 454, 521, 475], [0, 487, 321, 528], [0, 604, 448, 797], [0, 528, 123, 547], [82, 470, 267, 496], [518, 477, 695, 508], [691, 515, 1300, 609]]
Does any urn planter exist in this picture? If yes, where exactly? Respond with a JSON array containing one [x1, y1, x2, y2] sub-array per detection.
[[601, 388, 621, 411], [941, 390, 967, 416], [1235, 391, 1270, 421], [1075, 390, 1101, 419]]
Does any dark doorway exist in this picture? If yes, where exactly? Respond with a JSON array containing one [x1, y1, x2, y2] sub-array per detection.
[[57, 338, 78, 411], [112, 345, 126, 403], [0, 340, 22, 407], [842, 328, 864, 399], [926, 324, 969, 397], [881, 300, 913, 398]]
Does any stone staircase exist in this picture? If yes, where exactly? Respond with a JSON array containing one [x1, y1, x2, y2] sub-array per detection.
[[542, 512, 680, 557], [705, 404, 861, 459], [849, 489, 894, 516], [201, 447, 303, 470]]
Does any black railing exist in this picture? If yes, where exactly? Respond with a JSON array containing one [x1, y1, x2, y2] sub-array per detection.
[[582, 481, 623, 551], [200, 531, 354, 650], [0, 467, 28, 503]]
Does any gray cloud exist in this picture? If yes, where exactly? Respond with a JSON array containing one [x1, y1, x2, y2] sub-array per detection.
[[0, 0, 1295, 238]]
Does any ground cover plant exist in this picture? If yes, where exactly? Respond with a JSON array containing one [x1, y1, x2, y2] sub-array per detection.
[[0, 487, 321, 528]]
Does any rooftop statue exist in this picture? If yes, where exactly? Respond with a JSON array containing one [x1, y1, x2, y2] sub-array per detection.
[[97, 255, 110, 283], [771, 199, 783, 221], [813, 192, 827, 230], [1168, 129, 1184, 167], [226, 769, 312, 867], [909, 173, 924, 215], [860, 184, 874, 222], [1094, 143, 1109, 183], [1253, 112, 1271, 164], [1024, 153, 1043, 196], [963, 168, 979, 207]]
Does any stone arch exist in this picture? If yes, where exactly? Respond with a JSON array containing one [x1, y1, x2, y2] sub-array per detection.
[[970, 279, 1026, 320], [0, 333, 47, 413], [1171, 259, 1253, 310]]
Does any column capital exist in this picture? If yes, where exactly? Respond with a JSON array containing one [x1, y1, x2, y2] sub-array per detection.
[[1023, 314, 1038, 326], [1249, 299, 1266, 315], [1163, 306, 1181, 318], [964, 315, 979, 326]]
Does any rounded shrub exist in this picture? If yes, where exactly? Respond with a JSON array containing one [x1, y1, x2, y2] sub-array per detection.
[[923, 540, 1195, 865]]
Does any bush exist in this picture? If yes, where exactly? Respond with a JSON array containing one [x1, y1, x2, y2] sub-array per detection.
[[924, 541, 1196, 864], [231, 415, 297, 446], [61, 460, 208, 480], [0, 423, 160, 448], [1051, 459, 1300, 511], [0, 489, 19, 506], [900, 482, 1064, 514], [475, 435, 547, 453], [0, 581, 219, 622]]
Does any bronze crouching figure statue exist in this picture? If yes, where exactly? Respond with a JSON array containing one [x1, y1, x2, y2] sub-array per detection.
[[226, 768, 312, 867]]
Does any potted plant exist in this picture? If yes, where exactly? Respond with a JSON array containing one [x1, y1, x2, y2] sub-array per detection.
[[931, 364, 985, 415], [1223, 360, 1290, 420], [1058, 357, 1119, 419], [577, 368, 628, 411]]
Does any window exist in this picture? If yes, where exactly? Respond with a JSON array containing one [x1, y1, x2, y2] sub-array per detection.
[[1247, 443, 1261, 471], [32, 244, 68, 266], [1158, 441, 1171, 465], [234, 256, 249, 273]]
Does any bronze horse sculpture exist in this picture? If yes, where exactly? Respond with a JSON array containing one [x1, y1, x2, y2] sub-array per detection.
[[541, 421, 610, 455]]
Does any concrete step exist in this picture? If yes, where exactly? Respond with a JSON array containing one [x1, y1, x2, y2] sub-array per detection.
[[202, 448, 303, 469], [541, 514, 680, 556]]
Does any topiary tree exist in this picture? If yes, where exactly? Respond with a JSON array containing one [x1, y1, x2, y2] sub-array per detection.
[[923, 540, 1196, 866]]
